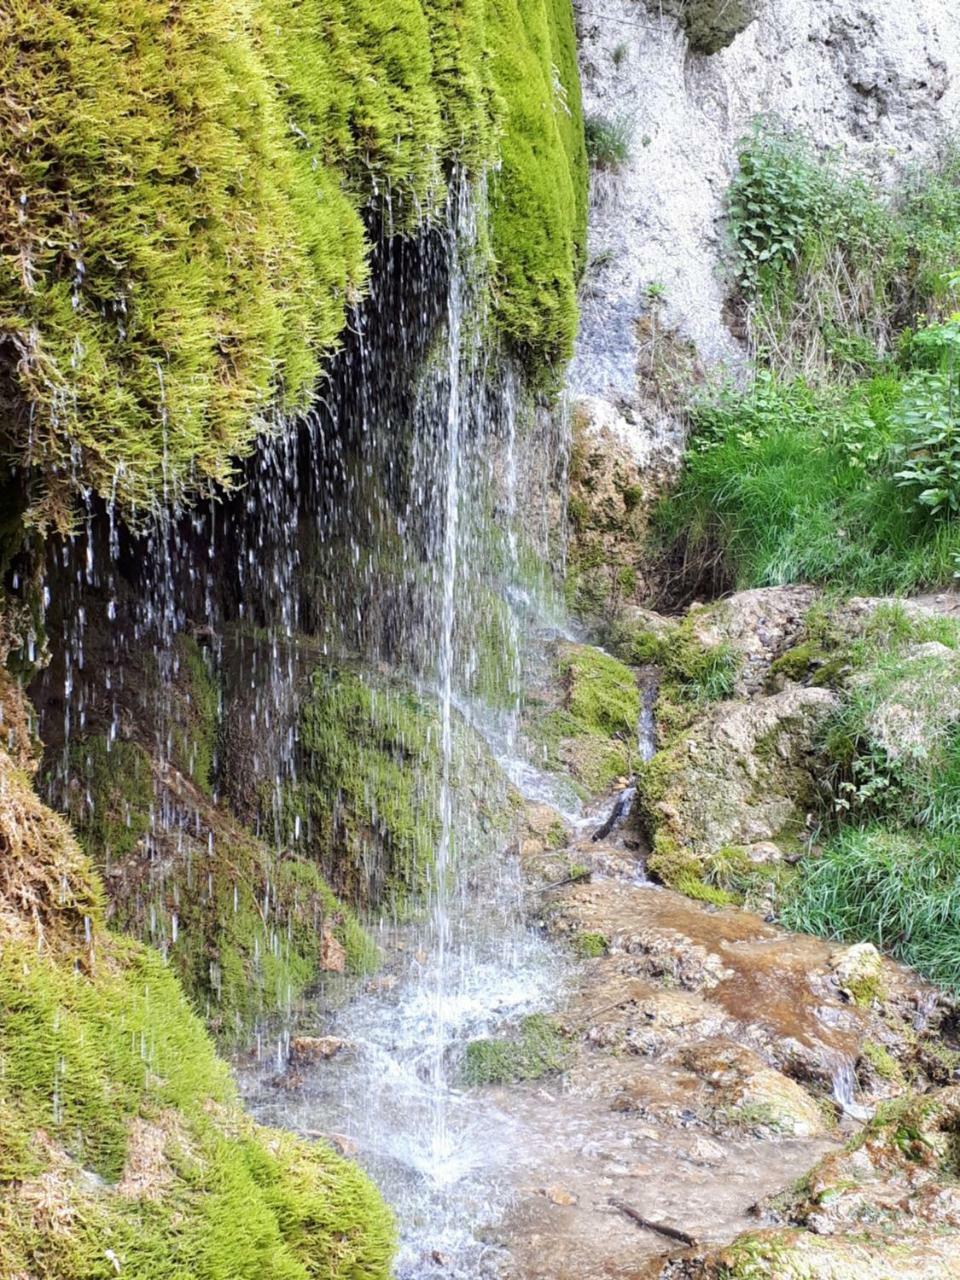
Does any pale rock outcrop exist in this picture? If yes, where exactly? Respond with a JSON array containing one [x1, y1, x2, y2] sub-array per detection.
[[570, 0, 960, 487]]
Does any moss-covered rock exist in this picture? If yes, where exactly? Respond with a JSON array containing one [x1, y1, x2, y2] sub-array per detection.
[[0, 741, 395, 1277], [281, 666, 510, 908], [639, 685, 836, 893], [65, 729, 377, 1043], [1, 0, 585, 523], [524, 642, 640, 794], [650, 0, 759, 55], [462, 1013, 570, 1085]]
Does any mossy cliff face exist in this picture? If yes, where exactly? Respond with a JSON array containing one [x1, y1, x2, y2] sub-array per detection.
[[0, 692, 394, 1278], [57, 640, 378, 1044], [280, 666, 510, 908], [0, 0, 584, 524]]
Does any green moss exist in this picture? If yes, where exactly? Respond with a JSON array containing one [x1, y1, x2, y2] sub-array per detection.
[[610, 614, 738, 741], [2, 0, 584, 521], [461, 1013, 570, 1085], [0, 938, 394, 1278], [562, 643, 641, 736], [64, 729, 377, 1043], [861, 1040, 904, 1083], [173, 635, 220, 795], [286, 666, 508, 908], [488, 0, 587, 376], [646, 832, 737, 906], [0, 748, 394, 1274], [65, 735, 154, 865], [524, 645, 640, 796], [573, 930, 608, 958]]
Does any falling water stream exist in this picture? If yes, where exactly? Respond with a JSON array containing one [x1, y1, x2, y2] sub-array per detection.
[[23, 183, 579, 1275]]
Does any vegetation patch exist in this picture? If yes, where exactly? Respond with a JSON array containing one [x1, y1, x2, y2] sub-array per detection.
[[573, 930, 608, 958], [653, 126, 960, 601], [782, 828, 960, 996], [1, 0, 585, 524], [461, 1013, 570, 1085], [0, 746, 395, 1277], [65, 726, 378, 1043], [525, 643, 640, 794], [584, 115, 632, 171]]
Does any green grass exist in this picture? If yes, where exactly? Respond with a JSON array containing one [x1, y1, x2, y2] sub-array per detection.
[[1, 0, 585, 523], [782, 828, 960, 995], [584, 114, 631, 171], [461, 1013, 570, 1085], [780, 609, 960, 993], [654, 368, 960, 596]]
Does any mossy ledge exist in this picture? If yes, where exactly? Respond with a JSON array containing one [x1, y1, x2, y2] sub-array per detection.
[[0, 734, 394, 1277], [0, 0, 585, 525]]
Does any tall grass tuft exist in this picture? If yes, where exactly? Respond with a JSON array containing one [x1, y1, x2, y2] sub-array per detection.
[[782, 829, 960, 995]]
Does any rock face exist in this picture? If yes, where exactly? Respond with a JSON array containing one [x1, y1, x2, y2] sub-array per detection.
[[651, 0, 760, 55], [642, 683, 836, 864], [570, 0, 960, 484]]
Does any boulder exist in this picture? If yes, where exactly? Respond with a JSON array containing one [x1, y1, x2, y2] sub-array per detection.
[[641, 685, 837, 869]]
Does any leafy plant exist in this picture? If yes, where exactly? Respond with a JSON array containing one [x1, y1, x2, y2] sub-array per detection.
[[584, 114, 632, 171], [891, 322, 960, 518]]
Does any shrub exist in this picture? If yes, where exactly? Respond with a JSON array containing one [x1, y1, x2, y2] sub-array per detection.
[[726, 125, 960, 378], [891, 321, 960, 519]]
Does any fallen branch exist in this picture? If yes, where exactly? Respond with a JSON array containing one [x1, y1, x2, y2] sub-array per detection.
[[609, 1198, 698, 1247]]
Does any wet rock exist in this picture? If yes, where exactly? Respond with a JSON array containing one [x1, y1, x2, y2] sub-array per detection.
[[669, 1041, 829, 1138], [640, 685, 836, 877], [664, 1228, 960, 1279], [830, 943, 886, 1007], [320, 927, 347, 972], [552, 881, 952, 1106], [544, 1185, 579, 1206], [289, 1036, 348, 1067]]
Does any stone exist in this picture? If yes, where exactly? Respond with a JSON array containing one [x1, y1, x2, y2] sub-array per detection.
[[545, 1185, 578, 1206], [320, 928, 347, 973], [289, 1036, 348, 1067], [641, 685, 837, 868]]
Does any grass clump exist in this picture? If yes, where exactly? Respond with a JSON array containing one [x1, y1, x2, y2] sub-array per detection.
[[778, 607, 960, 996], [461, 1013, 570, 1085], [728, 124, 960, 375], [584, 115, 632, 171], [573, 931, 608, 958], [861, 1040, 904, 1084], [782, 829, 960, 996], [654, 128, 960, 600]]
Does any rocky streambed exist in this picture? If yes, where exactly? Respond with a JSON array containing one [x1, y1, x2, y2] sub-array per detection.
[[238, 586, 960, 1279]]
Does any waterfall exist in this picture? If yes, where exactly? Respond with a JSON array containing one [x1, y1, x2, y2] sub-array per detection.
[[21, 177, 571, 1271]]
